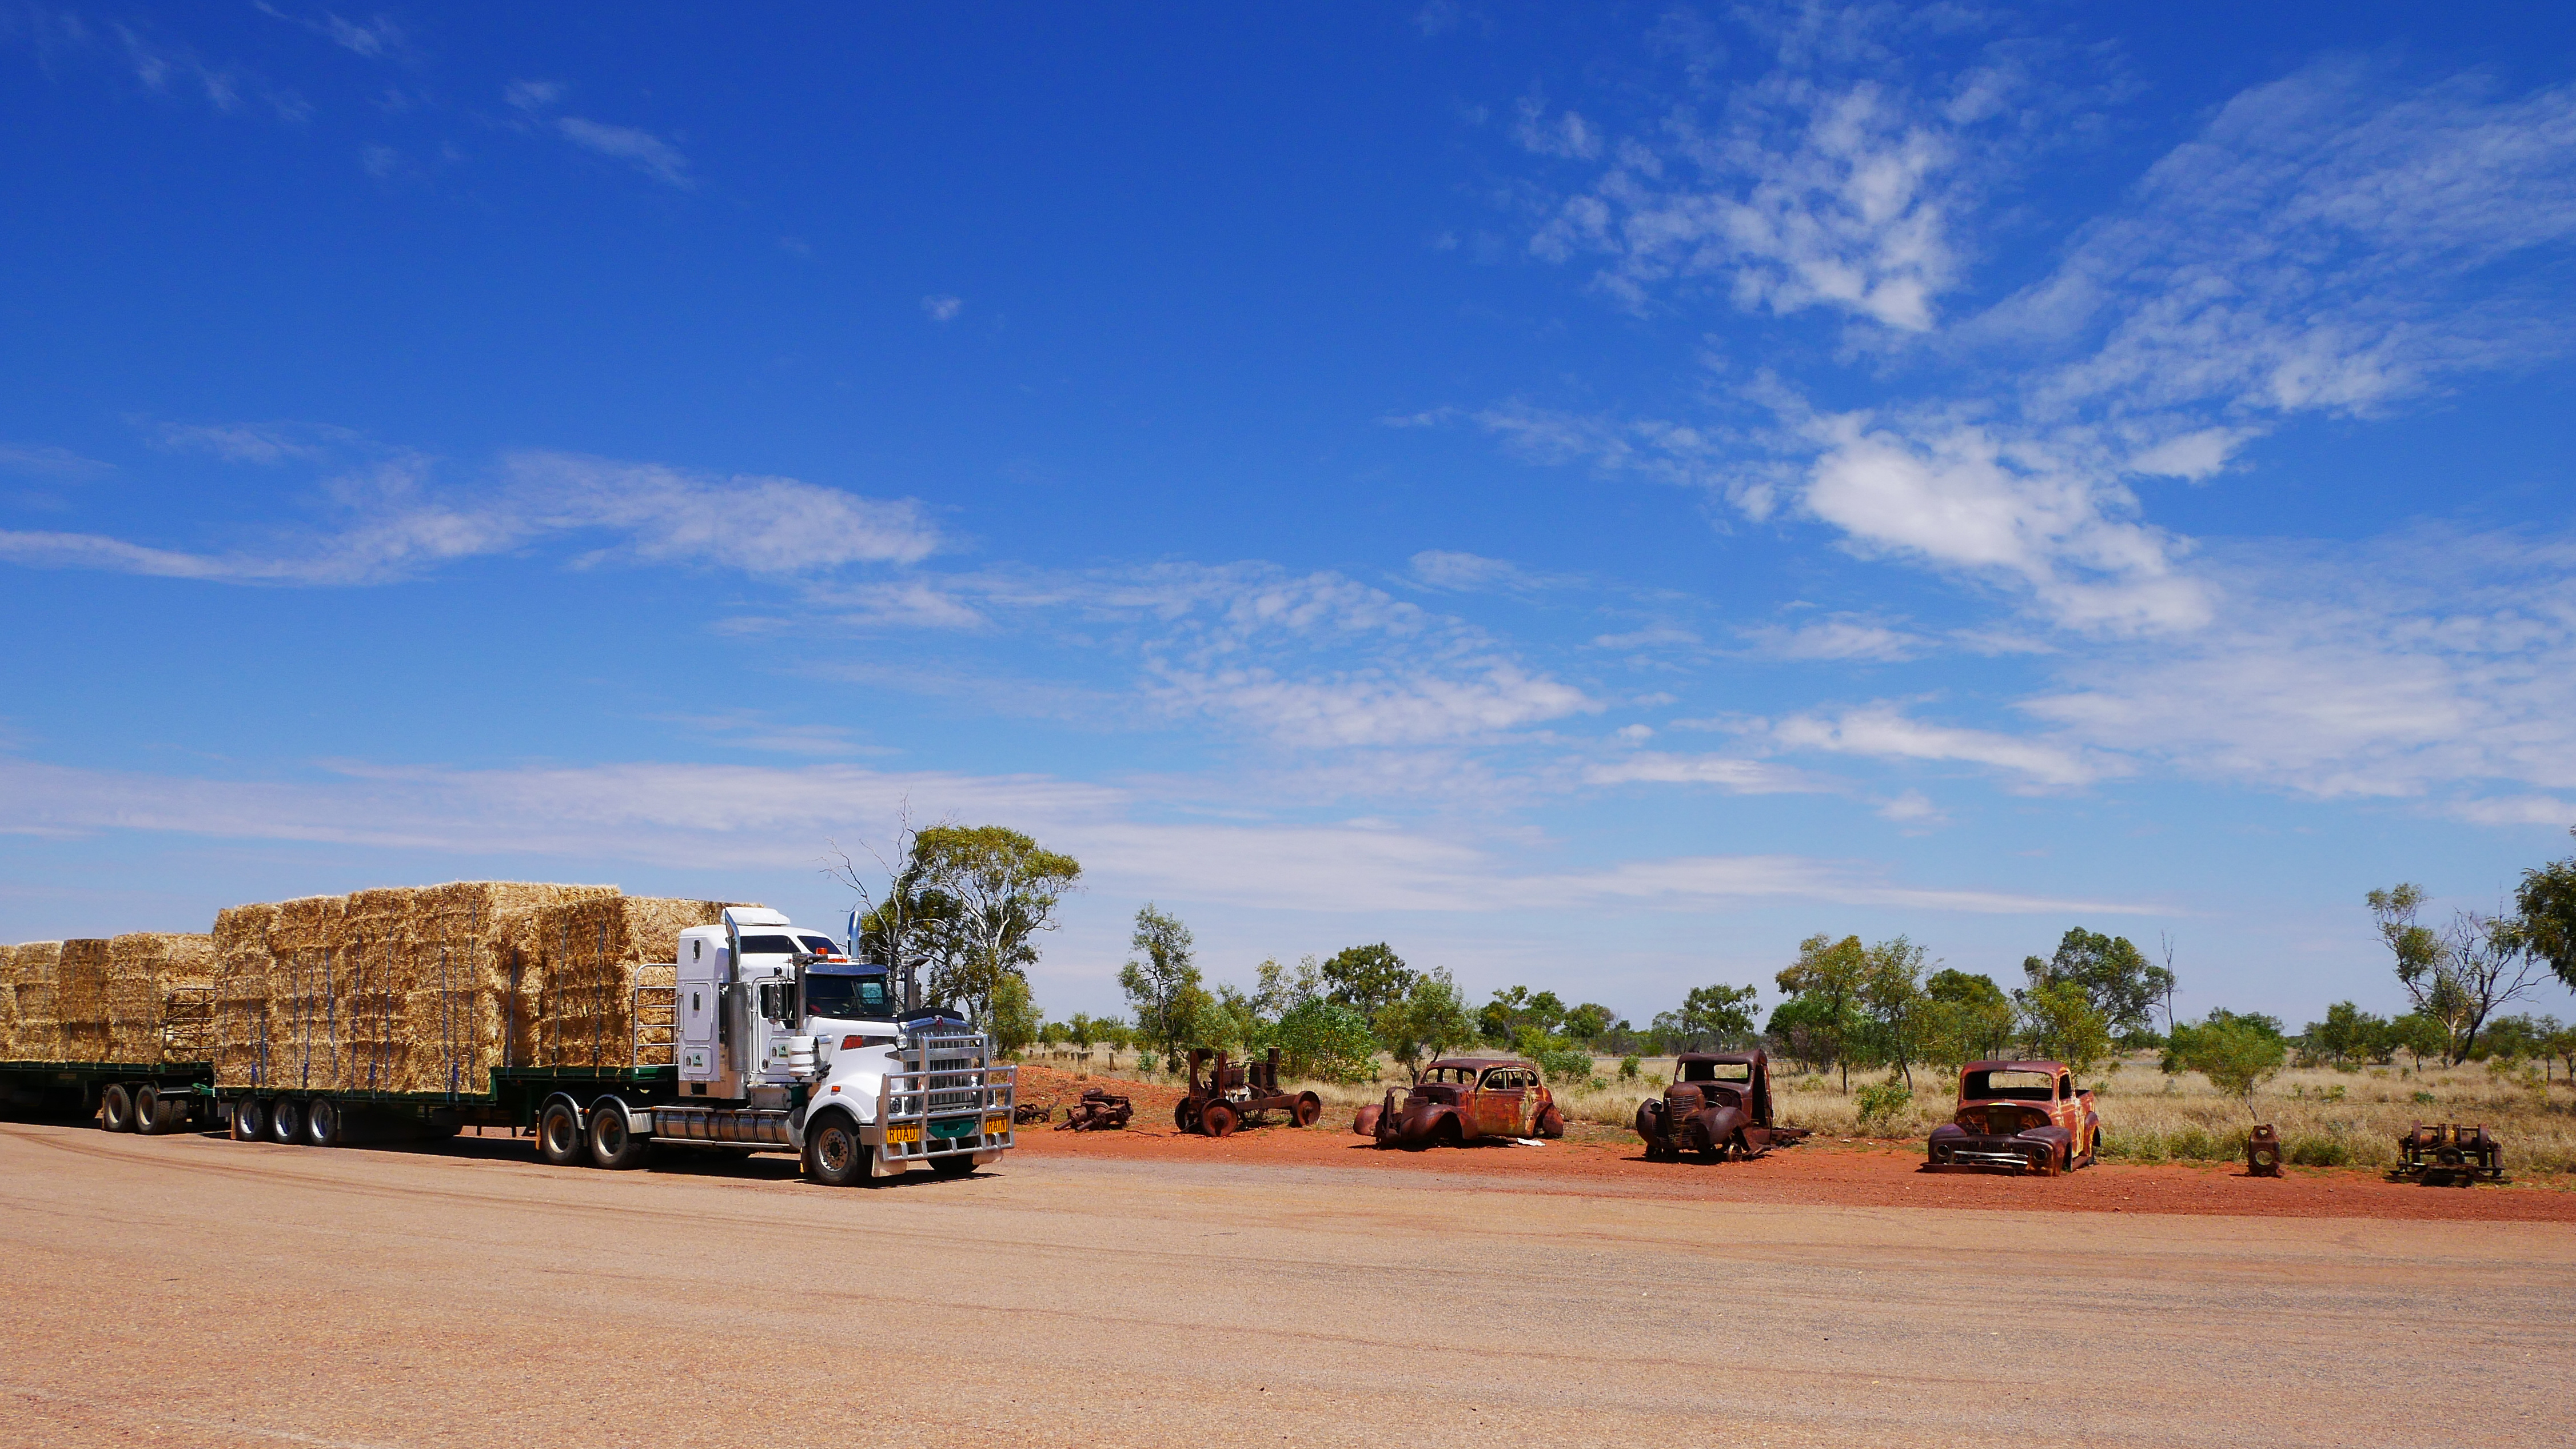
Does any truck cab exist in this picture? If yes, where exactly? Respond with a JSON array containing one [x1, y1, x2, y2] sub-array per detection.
[[544, 906, 1013, 1185]]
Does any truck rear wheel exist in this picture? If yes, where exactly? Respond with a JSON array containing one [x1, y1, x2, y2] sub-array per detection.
[[100, 1083, 135, 1133], [306, 1098, 344, 1148], [805, 1117, 867, 1187], [537, 1101, 585, 1167], [588, 1104, 651, 1169], [231, 1099, 267, 1141], [269, 1097, 305, 1145]]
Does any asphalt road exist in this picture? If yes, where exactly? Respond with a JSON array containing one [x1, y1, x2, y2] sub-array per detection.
[[4, 1120, 2567, 1448]]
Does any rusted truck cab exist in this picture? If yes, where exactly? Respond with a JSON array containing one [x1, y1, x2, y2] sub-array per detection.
[[1362, 1056, 1563, 1148], [1925, 1060, 2099, 1175], [1633, 1049, 1809, 1162]]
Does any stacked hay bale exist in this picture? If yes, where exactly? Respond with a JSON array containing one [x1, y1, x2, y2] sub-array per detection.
[[528, 896, 742, 1068], [11, 943, 63, 1061], [105, 933, 217, 1063], [208, 881, 619, 1096], [212, 904, 278, 1089], [0, 944, 16, 1059], [56, 939, 113, 1061]]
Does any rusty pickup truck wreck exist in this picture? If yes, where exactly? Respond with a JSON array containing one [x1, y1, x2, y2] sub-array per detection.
[[1633, 1049, 1810, 1162], [1358, 1056, 1563, 1148], [1925, 1060, 2100, 1175]]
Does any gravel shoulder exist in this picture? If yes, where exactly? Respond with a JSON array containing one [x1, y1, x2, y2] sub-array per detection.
[[5, 1117, 2570, 1449]]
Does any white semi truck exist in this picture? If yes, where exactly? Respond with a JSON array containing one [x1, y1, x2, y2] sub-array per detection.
[[511, 905, 1018, 1184]]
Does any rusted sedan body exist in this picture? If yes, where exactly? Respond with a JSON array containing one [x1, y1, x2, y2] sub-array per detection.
[[1361, 1056, 1562, 1148], [1633, 1049, 1809, 1162], [1924, 1060, 2099, 1175]]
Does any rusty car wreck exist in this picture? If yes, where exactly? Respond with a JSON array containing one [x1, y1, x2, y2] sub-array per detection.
[[1358, 1056, 1562, 1148], [1633, 1049, 1810, 1162], [1925, 1060, 2100, 1175]]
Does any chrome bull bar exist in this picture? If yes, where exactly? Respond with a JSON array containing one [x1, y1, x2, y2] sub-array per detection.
[[873, 1029, 1016, 1163]]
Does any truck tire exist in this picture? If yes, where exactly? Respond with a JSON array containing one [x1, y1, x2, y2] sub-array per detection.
[[100, 1083, 135, 1133], [134, 1085, 174, 1135], [804, 1116, 868, 1187], [537, 1101, 585, 1167], [306, 1098, 344, 1148], [269, 1097, 305, 1145], [1294, 1092, 1323, 1128], [231, 1098, 267, 1141], [588, 1104, 651, 1170], [1201, 1103, 1238, 1138]]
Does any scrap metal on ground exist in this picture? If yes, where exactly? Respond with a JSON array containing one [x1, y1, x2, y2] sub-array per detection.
[[2246, 1123, 2284, 1177], [2392, 1122, 2504, 1185], [1013, 1095, 1056, 1125], [1175, 1048, 1322, 1137], [1633, 1049, 1809, 1163], [1056, 1088, 1133, 1131], [1362, 1056, 1561, 1148]]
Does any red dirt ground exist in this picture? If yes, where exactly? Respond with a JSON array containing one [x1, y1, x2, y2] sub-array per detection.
[[1011, 1064, 2576, 1223]]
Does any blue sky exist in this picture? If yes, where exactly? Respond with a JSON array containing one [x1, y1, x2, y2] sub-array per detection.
[[6, 3, 2576, 1031]]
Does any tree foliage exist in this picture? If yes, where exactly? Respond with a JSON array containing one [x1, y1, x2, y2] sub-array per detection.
[[2021, 928, 2172, 1039], [1375, 968, 1477, 1082], [2168, 1014, 2288, 1117], [1118, 904, 1210, 1072], [2510, 833, 2576, 994], [1919, 969, 2015, 1072], [1321, 943, 1415, 1019], [2370, 883, 2549, 1063], [1776, 933, 1869, 1091], [1650, 983, 1759, 1052], [2016, 980, 2111, 1075]]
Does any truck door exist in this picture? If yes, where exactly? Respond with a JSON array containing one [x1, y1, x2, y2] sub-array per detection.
[[679, 947, 723, 1082]]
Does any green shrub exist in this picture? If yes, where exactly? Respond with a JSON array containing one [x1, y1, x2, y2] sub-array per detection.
[[1855, 1077, 1913, 1133], [1618, 1054, 1642, 1080], [2288, 1135, 2350, 1167], [2412, 1089, 2437, 1105], [2098, 1129, 2163, 1162]]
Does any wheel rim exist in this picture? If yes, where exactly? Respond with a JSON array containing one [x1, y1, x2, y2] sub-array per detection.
[[310, 1102, 334, 1143], [818, 1128, 853, 1175], [596, 1113, 626, 1155], [544, 1109, 576, 1157]]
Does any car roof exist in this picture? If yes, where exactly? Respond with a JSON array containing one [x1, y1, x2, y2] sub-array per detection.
[[1676, 1051, 1764, 1064], [1963, 1060, 2069, 1075], [1426, 1056, 1535, 1071]]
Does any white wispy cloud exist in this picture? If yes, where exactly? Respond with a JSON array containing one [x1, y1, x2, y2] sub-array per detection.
[[1768, 704, 2112, 789], [0, 753, 2145, 917], [920, 294, 963, 322], [1581, 752, 1831, 794], [503, 79, 693, 189], [0, 444, 112, 479], [1736, 613, 1927, 662], [0, 437, 937, 585]]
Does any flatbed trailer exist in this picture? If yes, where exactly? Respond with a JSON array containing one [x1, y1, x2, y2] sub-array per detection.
[[0, 1057, 217, 1133]]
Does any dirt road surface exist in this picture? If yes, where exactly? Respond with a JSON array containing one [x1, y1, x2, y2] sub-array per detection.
[[6, 1120, 2569, 1449]]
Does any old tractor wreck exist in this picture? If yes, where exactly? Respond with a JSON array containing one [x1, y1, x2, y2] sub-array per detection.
[[1358, 1056, 1562, 1148], [1924, 1060, 2100, 1176], [1175, 1048, 1323, 1137], [1055, 1087, 1134, 1131], [1632, 1049, 1810, 1163], [2392, 1122, 2505, 1185]]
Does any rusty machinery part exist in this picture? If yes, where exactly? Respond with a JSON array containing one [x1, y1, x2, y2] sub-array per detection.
[[1293, 1091, 1322, 1128], [2246, 1123, 2284, 1177], [1200, 1102, 1238, 1138], [1177, 1047, 1317, 1136], [1012, 1095, 1058, 1125], [1055, 1088, 1134, 1131], [1352, 1103, 1383, 1137], [2392, 1121, 2504, 1186]]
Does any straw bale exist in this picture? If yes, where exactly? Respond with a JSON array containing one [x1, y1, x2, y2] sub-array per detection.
[[12, 941, 63, 1062], [212, 903, 278, 1091], [105, 932, 216, 1063], [0, 944, 17, 1059], [528, 896, 741, 1068], [57, 939, 112, 1062]]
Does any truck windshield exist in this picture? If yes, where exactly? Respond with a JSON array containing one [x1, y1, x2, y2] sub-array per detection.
[[1966, 1069, 2055, 1100], [1682, 1063, 1752, 1082], [804, 971, 894, 1020]]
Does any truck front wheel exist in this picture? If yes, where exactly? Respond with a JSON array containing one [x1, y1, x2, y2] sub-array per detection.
[[806, 1117, 868, 1187], [537, 1101, 585, 1167]]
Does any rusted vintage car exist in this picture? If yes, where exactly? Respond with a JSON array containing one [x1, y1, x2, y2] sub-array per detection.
[[1358, 1056, 1562, 1148], [1633, 1049, 1810, 1162], [1925, 1060, 2099, 1175]]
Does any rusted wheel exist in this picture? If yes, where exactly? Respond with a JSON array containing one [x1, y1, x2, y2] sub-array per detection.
[[1535, 1105, 1564, 1140], [1294, 1092, 1322, 1127], [1202, 1103, 1237, 1138], [1174, 1099, 1200, 1134]]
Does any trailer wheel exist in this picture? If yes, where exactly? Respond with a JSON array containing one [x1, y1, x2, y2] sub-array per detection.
[[100, 1083, 135, 1133], [536, 1101, 584, 1167], [306, 1098, 344, 1148], [269, 1097, 305, 1144], [1293, 1092, 1322, 1128], [1201, 1103, 1238, 1138], [587, 1104, 651, 1170], [133, 1086, 164, 1135], [805, 1117, 867, 1187], [231, 1099, 267, 1141]]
